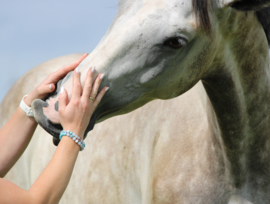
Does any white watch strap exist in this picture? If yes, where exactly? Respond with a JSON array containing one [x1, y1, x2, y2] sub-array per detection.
[[20, 95, 34, 117]]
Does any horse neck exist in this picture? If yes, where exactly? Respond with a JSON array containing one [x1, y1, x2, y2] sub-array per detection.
[[202, 10, 270, 197]]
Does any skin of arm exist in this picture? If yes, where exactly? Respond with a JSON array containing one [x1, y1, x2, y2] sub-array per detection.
[[0, 137, 80, 204], [0, 58, 108, 204], [0, 54, 88, 177]]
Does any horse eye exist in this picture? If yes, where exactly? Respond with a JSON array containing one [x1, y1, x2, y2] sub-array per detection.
[[164, 37, 186, 49]]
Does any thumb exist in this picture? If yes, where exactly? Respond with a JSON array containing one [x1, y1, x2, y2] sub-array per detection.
[[42, 84, 55, 94], [58, 87, 68, 113], [48, 83, 55, 92]]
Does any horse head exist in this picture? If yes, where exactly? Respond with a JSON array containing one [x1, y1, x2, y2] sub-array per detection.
[[32, 0, 270, 143]]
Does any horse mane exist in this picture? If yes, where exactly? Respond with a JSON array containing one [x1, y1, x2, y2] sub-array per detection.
[[192, 0, 270, 46], [192, 0, 211, 35]]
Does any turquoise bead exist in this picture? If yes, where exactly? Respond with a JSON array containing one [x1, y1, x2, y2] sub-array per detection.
[[59, 130, 85, 151]]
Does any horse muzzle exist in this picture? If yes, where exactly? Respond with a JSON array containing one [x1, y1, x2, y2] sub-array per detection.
[[31, 97, 99, 146]]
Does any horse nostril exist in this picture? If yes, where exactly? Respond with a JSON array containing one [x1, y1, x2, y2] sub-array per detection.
[[55, 101, 59, 111]]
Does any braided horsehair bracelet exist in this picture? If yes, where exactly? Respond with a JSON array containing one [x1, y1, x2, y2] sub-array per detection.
[[59, 130, 86, 151], [20, 95, 34, 117]]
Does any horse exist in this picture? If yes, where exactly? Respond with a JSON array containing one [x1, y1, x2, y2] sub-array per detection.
[[1, 0, 270, 203]]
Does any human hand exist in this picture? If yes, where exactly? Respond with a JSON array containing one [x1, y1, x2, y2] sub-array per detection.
[[23, 53, 88, 107], [58, 66, 108, 139]]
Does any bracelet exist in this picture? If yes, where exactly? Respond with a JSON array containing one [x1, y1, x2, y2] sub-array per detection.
[[20, 95, 34, 117], [59, 130, 85, 151]]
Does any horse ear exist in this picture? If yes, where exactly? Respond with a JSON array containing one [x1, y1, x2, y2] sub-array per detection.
[[224, 0, 270, 11]]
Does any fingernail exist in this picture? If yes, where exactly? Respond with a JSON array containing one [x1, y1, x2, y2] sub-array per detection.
[[105, 87, 110, 92], [84, 53, 88, 56], [60, 87, 64, 94], [49, 84, 52, 90], [100, 74, 105, 79], [91, 67, 95, 73], [76, 68, 79, 73]]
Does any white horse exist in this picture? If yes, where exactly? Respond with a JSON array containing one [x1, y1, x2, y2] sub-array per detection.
[[1, 0, 270, 203]]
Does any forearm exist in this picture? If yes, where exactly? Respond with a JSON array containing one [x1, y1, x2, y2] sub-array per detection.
[[0, 56, 87, 177], [29, 137, 80, 204], [0, 106, 37, 177], [0, 137, 80, 204]]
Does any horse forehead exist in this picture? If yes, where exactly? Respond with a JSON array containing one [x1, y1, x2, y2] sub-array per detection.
[[118, 0, 192, 5], [118, 0, 194, 15], [117, 0, 195, 30]]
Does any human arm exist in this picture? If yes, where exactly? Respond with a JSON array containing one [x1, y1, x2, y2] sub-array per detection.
[[0, 64, 108, 204], [0, 137, 80, 204], [0, 53, 88, 177]]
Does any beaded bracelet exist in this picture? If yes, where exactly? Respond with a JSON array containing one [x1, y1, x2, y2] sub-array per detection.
[[59, 130, 85, 151]]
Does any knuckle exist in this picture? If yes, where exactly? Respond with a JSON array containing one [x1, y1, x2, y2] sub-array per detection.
[[95, 78, 102, 84], [82, 102, 88, 110], [50, 72, 57, 77], [89, 70, 94, 76], [62, 66, 68, 71], [63, 67, 71, 73], [74, 83, 81, 89], [86, 85, 92, 91], [72, 99, 80, 106], [48, 73, 54, 77], [36, 87, 42, 94], [94, 83, 101, 89]]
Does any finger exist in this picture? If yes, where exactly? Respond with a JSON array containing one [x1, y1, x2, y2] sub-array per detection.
[[71, 68, 82, 101], [44, 83, 55, 94], [90, 73, 105, 99], [51, 53, 88, 81], [82, 67, 95, 102], [49, 84, 55, 92], [58, 87, 68, 113], [93, 87, 109, 108], [37, 83, 55, 96], [76, 53, 88, 63]]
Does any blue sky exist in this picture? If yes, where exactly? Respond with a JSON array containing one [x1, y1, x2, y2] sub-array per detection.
[[0, 0, 118, 102]]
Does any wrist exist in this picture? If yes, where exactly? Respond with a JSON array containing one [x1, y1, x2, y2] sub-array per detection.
[[23, 93, 36, 107], [60, 136, 81, 151], [20, 95, 36, 118], [25, 89, 47, 107], [59, 130, 86, 151], [62, 127, 84, 139]]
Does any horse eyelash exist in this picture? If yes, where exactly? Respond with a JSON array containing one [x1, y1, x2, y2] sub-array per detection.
[[178, 38, 187, 46], [164, 37, 187, 49]]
